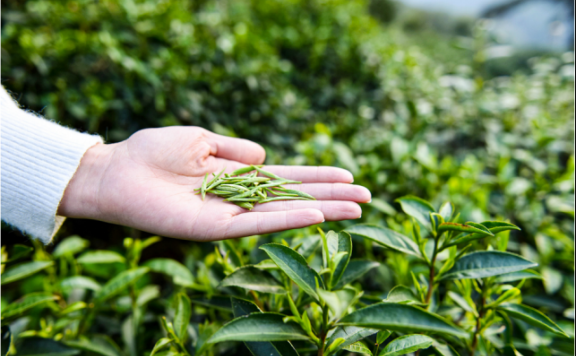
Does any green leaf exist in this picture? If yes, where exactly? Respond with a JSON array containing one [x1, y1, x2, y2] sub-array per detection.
[[208, 313, 309, 343], [260, 243, 324, 301], [437, 222, 493, 236], [1, 261, 53, 285], [447, 291, 476, 315], [2, 244, 33, 264], [326, 327, 378, 354], [376, 330, 392, 345], [137, 285, 160, 306], [16, 337, 80, 356], [1, 293, 56, 319], [370, 198, 397, 216], [337, 303, 467, 338], [498, 303, 568, 337], [65, 336, 122, 356], [318, 288, 356, 319], [343, 341, 372, 355], [1, 326, 11, 356], [297, 234, 321, 259], [496, 270, 541, 284], [379, 334, 434, 356], [219, 240, 243, 269], [219, 266, 285, 294], [60, 276, 101, 291], [386, 286, 422, 305], [254, 259, 279, 270], [444, 221, 520, 248], [77, 251, 125, 264], [174, 293, 192, 342], [344, 225, 420, 257], [439, 202, 453, 222], [440, 251, 538, 280], [335, 260, 379, 289], [395, 196, 435, 230], [190, 296, 231, 312], [150, 338, 173, 356], [95, 267, 149, 302], [60, 301, 88, 315], [52, 236, 89, 258], [330, 232, 352, 289], [144, 258, 194, 287], [231, 298, 300, 356]]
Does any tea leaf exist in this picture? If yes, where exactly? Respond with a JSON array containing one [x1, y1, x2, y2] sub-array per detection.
[[16, 337, 80, 356], [208, 313, 309, 343], [231, 298, 300, 356], [2, 244, 33, 264], [190, 296, 232, 312], [498, 303, 568, 337], [437, 222, 493, 236], [219, 266, 285, 294], [444, 221, 520, 248], [65, 336, 122, 356], [52, 236, 90, 258], [1, 261, 53, 285], [150, 338, 173, 356], [338, 303, 467, 338], [77, 251, 125, 264], [344, 225, 420, 257], [379, 334, 434, 356], [376, 330, 392, 345], [438, 202, 453, 222], [342, 341, 372, 355], [440, 251, 538, 280], [144, 258, 194, 287], [494, 269, 542, 283], [174, 293, 192, 342], [95, 267, 149, 302], [1, 293, 57, 319], [60, 276, 101, 291], [330, 232, 352, 290], [334, 260, 380, 289], [326, 327, 378, 354], [386, 286, 422, 305], [260, 243, 324, 301], [318, 288, 356, 319], [396, 196, 435, 230]]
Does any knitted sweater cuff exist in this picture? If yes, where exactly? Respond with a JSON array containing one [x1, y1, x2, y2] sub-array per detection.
[[1, 87, 103, 244]]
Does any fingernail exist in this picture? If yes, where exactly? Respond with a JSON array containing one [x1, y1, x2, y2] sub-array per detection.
[[368, 199, 372, 203]]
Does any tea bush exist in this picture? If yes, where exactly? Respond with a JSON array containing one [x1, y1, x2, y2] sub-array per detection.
[[1, 0, 574, 355], [1, 198, 572, 356]]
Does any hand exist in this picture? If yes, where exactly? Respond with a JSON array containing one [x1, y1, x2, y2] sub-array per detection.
[[58, 126, 371, 241]]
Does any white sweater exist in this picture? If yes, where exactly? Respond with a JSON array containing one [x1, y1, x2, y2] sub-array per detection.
[[1, 87, 103, 244]]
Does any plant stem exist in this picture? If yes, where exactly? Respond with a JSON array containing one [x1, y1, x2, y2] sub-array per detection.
[[425, 239, 438, 304], [318, 304, 329, 356], [470, 284, 486, 356], [250, 290, 264, 310]]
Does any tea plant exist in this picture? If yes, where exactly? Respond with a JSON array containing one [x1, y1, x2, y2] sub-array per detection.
[[147, 196, 570, 356]]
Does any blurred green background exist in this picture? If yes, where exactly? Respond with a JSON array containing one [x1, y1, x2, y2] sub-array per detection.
[[1, 0, 574, 353]]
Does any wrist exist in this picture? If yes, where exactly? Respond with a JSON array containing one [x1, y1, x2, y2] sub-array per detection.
[[58, 142, 117, 219]]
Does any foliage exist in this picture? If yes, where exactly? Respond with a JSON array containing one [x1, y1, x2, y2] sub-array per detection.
[[1, 0, 574, 355], [1, 199, 573, 356]]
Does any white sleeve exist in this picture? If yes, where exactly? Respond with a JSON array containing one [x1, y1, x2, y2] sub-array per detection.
[[1, 87, 103, 244]]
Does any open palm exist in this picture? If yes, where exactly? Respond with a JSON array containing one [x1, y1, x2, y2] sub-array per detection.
[[59, 127, 371, 241]]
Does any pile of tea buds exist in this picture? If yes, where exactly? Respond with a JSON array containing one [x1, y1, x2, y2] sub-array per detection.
[[194, 165, 315, 210]]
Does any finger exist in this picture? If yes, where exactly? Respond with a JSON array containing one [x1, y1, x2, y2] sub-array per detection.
[[220, 209, 325, 239], [251, 200, 362, 221], [206, 132, 266, 165], [261, 166, 354, 183], [279, 183, 371, 203]]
